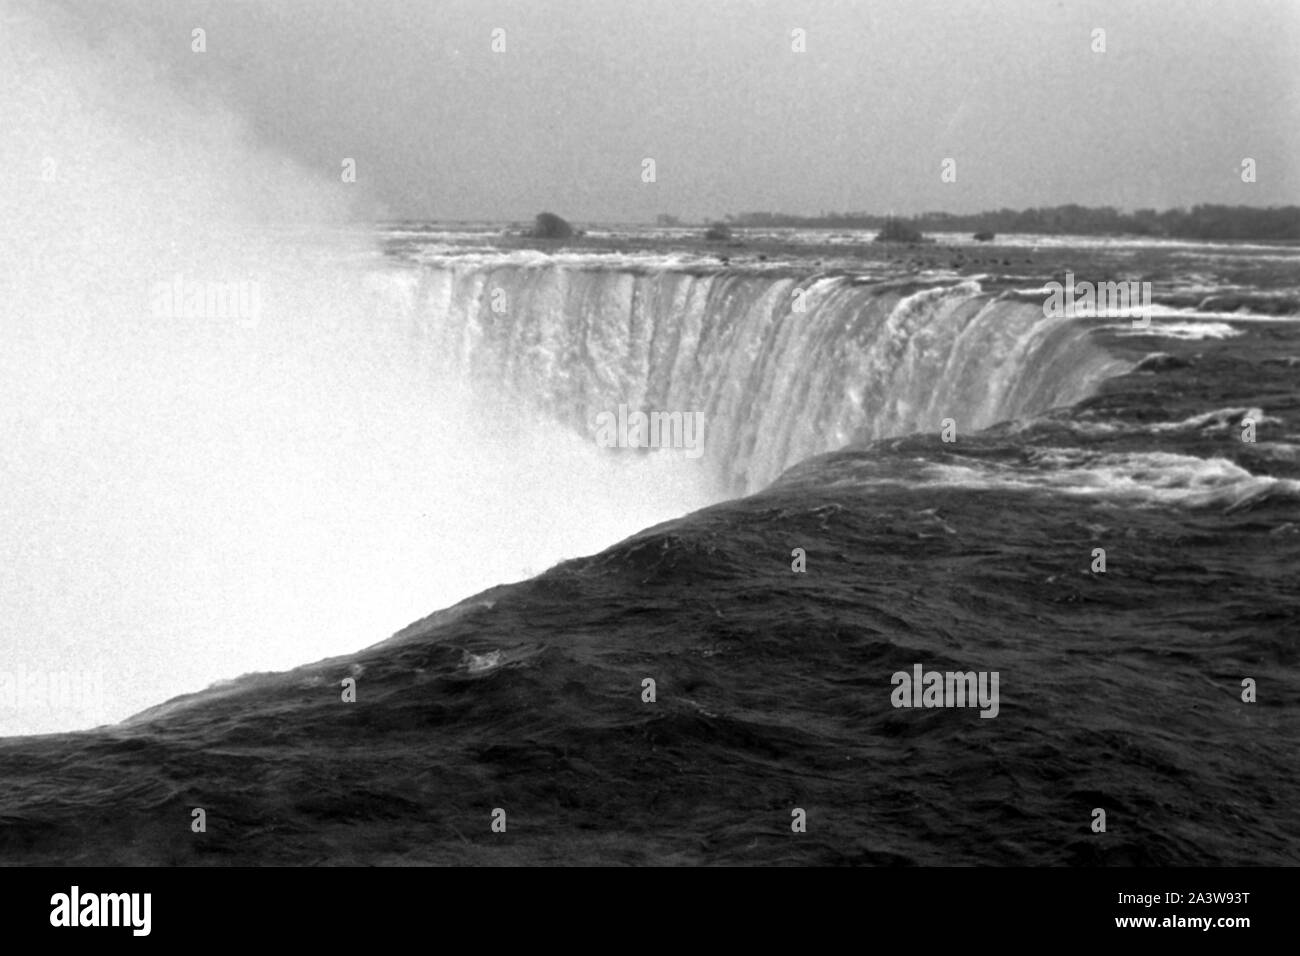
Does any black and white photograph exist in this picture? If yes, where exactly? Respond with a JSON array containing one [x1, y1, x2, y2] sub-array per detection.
[[0, 0, 1295, 932]]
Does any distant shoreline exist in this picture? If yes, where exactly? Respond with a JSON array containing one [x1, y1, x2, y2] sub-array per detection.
[[378, 204, 1300, 243], [722, 204, 1300, 242]]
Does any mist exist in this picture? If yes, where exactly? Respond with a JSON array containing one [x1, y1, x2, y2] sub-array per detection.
[[0, 4, 715, 736]]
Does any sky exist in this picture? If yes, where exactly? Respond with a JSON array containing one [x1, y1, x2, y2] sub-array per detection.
[[42, 0, 1300, 222]]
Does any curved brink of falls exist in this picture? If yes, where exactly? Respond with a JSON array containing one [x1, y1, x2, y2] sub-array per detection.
[[385, 264, 1129, 496]]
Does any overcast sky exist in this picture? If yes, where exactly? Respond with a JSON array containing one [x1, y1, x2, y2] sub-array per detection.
[[56, 0, 1300, 221]]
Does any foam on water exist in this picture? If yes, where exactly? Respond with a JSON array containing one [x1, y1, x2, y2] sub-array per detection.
[[845, 450, 1300, 510], [1104, 321, 1242, 340]]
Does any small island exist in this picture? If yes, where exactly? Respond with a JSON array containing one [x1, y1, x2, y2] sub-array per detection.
[[529, 212, 575, 239], [874, 217, 928, 244]]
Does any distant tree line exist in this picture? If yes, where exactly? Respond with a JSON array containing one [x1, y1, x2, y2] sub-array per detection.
[[726, 205, 1300, 240]]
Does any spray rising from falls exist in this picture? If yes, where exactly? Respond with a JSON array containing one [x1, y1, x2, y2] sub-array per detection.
[[0, 7, 716, 735], [383, 263, 1131, 495]]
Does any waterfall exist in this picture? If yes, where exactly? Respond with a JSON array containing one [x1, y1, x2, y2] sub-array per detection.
[[382, 262, 1127, 495]]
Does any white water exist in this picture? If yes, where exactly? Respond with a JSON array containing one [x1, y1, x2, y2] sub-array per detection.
[[385, 264, 1128, 494]]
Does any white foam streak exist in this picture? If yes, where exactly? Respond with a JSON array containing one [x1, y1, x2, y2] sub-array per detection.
[[895, 452, 1300, 510]]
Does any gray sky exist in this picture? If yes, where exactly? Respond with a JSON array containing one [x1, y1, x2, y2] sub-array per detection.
[[65, 0, 1300, 221]]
